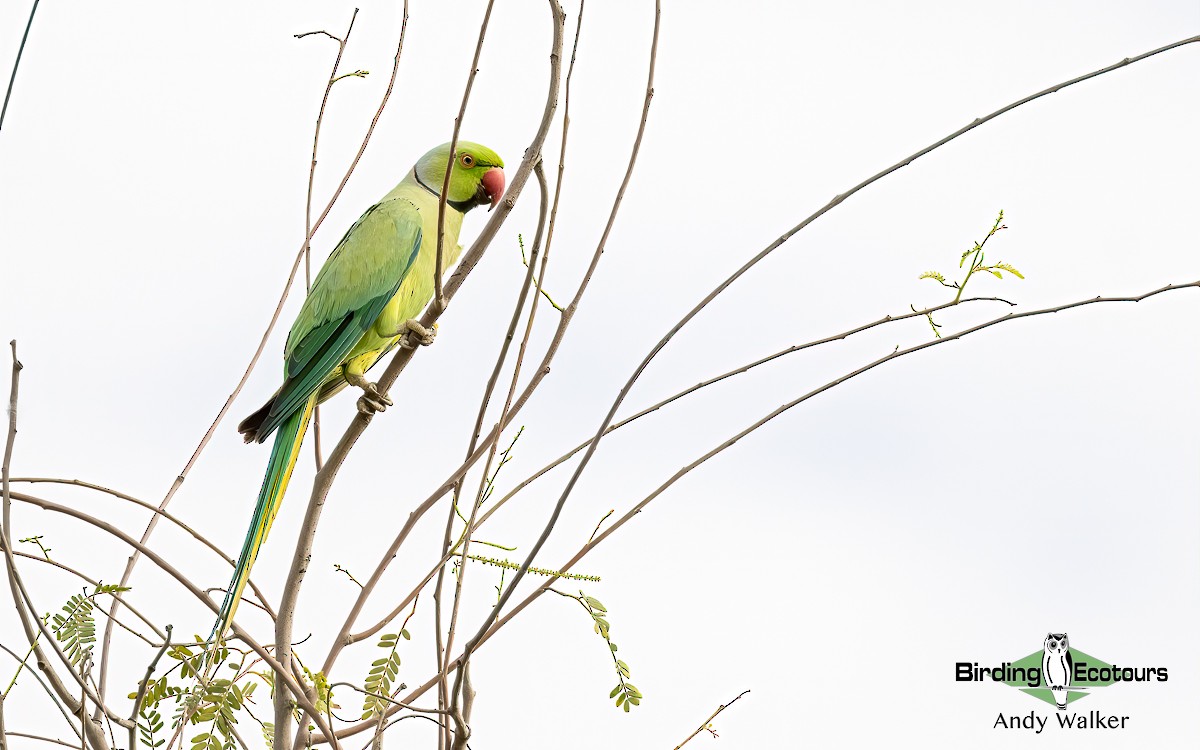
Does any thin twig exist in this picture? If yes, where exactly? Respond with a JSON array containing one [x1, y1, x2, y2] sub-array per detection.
[[128, 624, 173, 750], [348, 279, 1200, 725], [97, 8, 414, 712], [475, 295, 1014, 526], [0, 0, 38, 132], [0, 642, 82, 741], [447, 0, 661, 714], [1, 344, 117, 749], [276, 12, 361, 748], [674, 690, 750, 749], [321, 38, 1200, 726], [517, 38, 1200, 622], [4, 733, 77, 749], [436, 0, 497, 310], [274, 8, 411, 747], [302, 9, 360, 475], [11, 477, 276, 618], [431, 7, 505, 732], [329, 683, 445, 715], [6, 491, 341, 746], [10, 551, 161, 644], [313, 0, 566, 690], [436, 162, 549, 745]]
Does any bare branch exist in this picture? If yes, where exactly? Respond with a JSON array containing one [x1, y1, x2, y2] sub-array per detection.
[[436, 161, 549, 744], [273, 2, 414, 738], [435, 0, 497, 309], [0, 0, 38, 132], [446, 0, 661, 712], [304, 8, 361, 476], [474, 295, 1014, 525], [674, 690, 750, 749], [7, 491, 340, 745], [341, 279, 1200, 728], [11, 477, 275, 619], [314, 0, 567, 685], [517, 38, 1200, 615], [2, 343, 115, 749], [3, 732, 77, 749], [128, 624, 173, 750], [0, 642, 82, 741], [10, 551, 161, 645], [295, 30, 343, 43], [275, 10, 364, 747], [98, 5, 416, 714], [315, 38, 1200, 738]]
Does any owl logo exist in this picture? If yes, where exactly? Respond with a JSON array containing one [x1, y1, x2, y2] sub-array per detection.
[[1042, 633, 1073, 710]]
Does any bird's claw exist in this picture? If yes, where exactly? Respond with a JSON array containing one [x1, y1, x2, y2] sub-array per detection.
[[356, 382, 393, 415], [399, 319, 437, 349]]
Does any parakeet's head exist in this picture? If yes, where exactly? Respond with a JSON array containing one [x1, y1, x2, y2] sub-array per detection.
[[413, 141, 505, 212]]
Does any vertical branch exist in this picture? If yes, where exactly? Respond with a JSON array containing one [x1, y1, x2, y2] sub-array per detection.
[[275, 8, 411, 749], [312, 0, 566, 689], [0, 0, 39, 132], [436, 162, 549, 748], [1, 343, 111, 749], [127, 626, 173, 750], [95, 3, 417, 711], [301, 10, 360, 473], [435, 0, 497, 310], [447, 0, 660, 712], [441, 22, 582, 727], [2, 340, 20, 562], [0, 341, 15, 750]]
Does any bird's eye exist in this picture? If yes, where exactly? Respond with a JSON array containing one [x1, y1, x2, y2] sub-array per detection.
[[460, 154, 475, 168]]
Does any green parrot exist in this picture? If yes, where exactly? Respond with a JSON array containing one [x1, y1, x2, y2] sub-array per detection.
[[210, 141, 505, 643]]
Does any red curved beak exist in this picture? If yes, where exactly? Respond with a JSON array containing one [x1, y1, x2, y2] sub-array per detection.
[[482, 167, 505, 211]]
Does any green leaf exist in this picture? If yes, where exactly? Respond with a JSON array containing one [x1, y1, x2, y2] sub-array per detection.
[[995, 262, 1024, 279], [583, 596, 606, 613]]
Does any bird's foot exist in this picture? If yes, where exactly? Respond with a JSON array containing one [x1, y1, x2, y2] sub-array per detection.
[[399, 319, 437, 349], [356, 382, 393, 415]]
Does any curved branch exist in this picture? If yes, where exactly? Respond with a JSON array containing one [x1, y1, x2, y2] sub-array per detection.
[[6, 491, 341, 746], [335, 279, 1200, 734], [315, 0, 567, 681], [0, 0, 38, 132], [448, 0, 661, 707], [101, 0, 417, 714], [10, 477, 275, 618], [435, 161, 550, 733], [11, 550, 162, 644], [473, 295, 1014, 528], [3, 343, 115, 749], [435, 0, 497, 307], [478, 32, 1200, 698], [0, 642, 82, 741]]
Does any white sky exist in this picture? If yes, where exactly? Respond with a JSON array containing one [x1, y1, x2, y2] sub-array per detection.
[[1, 1, 1197, 747]]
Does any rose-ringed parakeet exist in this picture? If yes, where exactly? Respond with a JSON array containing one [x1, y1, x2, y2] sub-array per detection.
[[210, 141, 505, 642]]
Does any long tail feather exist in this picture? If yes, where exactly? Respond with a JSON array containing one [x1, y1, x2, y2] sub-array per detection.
[[209, 393, 317, 645]]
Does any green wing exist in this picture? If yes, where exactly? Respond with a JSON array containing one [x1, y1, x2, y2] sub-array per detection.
[[253, 198, 422, 441]]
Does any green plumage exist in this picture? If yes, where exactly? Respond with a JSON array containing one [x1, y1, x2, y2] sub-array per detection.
[[209, 142, 504, 645]]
